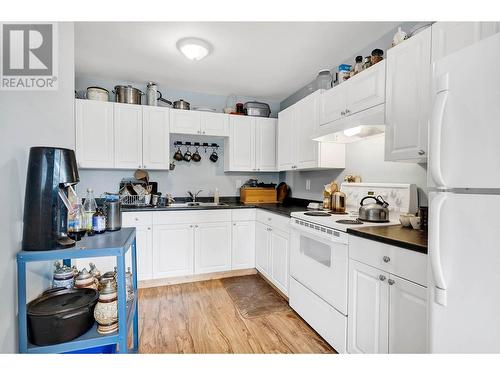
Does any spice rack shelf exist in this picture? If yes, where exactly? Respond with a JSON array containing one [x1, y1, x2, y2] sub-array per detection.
[[16, 228, 138, 354]]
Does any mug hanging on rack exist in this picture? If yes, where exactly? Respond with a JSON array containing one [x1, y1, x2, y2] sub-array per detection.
[[192, 143, 201, 162], [183, 143, 192, 162]]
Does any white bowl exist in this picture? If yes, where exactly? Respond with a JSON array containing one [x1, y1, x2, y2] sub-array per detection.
[[410, 216, 421, 230], [399, 214, 413, 227]]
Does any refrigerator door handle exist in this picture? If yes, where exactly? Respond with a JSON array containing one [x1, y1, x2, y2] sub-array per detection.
[[429, 73, 449, 188], [430, 193, 447, 306]]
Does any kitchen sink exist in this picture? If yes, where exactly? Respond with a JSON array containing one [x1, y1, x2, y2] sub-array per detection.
[[167, 202, 228, 208]]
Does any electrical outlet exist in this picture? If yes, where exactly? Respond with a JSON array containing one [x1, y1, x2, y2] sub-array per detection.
[[306, 179, 311, 191]]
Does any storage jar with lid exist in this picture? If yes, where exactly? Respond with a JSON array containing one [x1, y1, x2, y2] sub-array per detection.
[[146, 82, 158, 106], [94, 280, 118, 335], [75, 268, 98, 290], [315, 69, 333, 90], [52, 261, 75, 289]]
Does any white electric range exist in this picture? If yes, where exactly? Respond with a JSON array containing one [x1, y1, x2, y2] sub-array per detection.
[[288, 183, 417, 353]]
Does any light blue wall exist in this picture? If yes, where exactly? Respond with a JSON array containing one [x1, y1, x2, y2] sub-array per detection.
[[75, 76, 281, 118]]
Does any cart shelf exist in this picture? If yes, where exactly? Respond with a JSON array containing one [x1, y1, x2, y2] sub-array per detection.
[[17, 228, 139, 354]]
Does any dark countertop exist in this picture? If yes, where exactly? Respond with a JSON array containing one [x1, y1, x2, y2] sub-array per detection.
[[121, 197, 312, 219], [347, 225, 428, 254]]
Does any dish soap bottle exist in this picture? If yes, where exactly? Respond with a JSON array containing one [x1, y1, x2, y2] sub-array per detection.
[[214, 188, 220, 204]]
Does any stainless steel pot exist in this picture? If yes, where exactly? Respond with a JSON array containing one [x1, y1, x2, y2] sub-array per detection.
[[358, 195, 390, 222], [113, 85, 144, 104], [173, 99, 190, 110]]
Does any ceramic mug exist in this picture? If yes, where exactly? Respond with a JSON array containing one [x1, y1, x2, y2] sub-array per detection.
[[183, 150, 192, 162], [209, 150, 218, 163]]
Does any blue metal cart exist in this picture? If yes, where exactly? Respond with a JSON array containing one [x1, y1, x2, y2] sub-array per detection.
[[17, 228, 139, 354]]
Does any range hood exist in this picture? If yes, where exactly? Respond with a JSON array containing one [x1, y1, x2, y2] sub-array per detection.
[[312, 104, 385, 143]]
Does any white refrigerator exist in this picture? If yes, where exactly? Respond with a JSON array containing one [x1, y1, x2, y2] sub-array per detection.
[[428, 32, 500, 353]]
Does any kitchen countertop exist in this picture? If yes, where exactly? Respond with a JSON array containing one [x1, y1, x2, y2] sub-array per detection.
[[121, 199, 311, 219], [347, 225, 428, 254]]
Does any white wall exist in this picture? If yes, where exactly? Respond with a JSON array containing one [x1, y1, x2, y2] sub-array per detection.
[[0, 23, 75, 353], [77, 134, 279, 198], [285, 135, 428, 206]]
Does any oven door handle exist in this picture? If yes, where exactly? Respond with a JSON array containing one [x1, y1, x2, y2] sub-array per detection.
[[290, 222, 348, 245]]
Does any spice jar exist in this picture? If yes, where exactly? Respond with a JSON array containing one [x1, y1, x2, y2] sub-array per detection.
[[362, 56, 372, 70], [94, 280, 118, 335], [371, 49, 384, 65]]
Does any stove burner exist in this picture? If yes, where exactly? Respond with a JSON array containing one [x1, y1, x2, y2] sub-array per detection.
[[329, 211, 348, 215], [304, 211, 332, 217], [336, 219, 364, 225]]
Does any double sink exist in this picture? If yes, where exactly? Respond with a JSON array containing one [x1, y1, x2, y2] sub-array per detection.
[[167, 202, 229, 208]]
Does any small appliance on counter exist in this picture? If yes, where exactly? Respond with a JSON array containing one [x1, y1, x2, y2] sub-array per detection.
[[22, 147, 79, 251]]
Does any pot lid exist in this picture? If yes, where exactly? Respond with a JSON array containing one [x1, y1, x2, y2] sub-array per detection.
[[27, 288, 98, 316]]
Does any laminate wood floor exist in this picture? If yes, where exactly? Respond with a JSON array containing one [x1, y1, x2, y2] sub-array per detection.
[[137, 274, 335, 354]]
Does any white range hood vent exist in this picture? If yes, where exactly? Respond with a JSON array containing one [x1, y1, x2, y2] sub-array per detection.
[[312, 103, 385, 143]]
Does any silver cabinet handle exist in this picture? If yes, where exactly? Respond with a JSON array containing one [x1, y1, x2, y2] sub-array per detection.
[[134, 218, 139, 221], [418, 150, 426, 155], [195, 225, 199, 228], [388, 279, 395, 285], [267, 218, 272, 221], [190, 225, 193, 228], [379, 275, 386, 281], [203, 131, 206, 134], [383, 256, 391, 263], [345, 109, 350, 114], [147, 227, 151, 230]]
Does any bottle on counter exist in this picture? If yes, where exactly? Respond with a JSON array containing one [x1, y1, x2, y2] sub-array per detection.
[[214, 188, 220, 204], [92, 207, 106, 234], [83, 188, 97, 232]]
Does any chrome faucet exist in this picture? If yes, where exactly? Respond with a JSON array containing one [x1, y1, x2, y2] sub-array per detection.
[[187, 190, 203, 202]]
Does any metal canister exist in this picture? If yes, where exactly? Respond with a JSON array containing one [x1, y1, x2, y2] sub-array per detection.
[[146, 82, 158, 106], [105, 200, 121, 231]]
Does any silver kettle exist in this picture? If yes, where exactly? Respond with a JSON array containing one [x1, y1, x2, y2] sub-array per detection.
[[358, 195, 390, 222]]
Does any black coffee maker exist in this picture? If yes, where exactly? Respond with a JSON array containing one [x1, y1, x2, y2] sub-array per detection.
[[22, 147, 79, 251]]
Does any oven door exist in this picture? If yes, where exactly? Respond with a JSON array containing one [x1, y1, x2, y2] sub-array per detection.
[[290, 223, 348, 315]]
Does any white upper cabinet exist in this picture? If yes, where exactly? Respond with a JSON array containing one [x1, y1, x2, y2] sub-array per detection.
[[255, 118, 277, 171], [225, 115, 277, 172], [278, 91, 345, 171], [76, 100, 171, 170], [169, 109, 200, 135], [142, 106, 170, 170], [170, 108, 229, 136], [385, 28, 432, 162], [114, 103, 143, 169], [432, 22, 500, 62], [319, 61, 385, 126], [75, 99, 114, 168], [200, 111, 229, 136]]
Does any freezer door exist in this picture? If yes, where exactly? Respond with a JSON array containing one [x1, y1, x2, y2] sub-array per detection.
[[428, 192, 500, 353], [429, 32, 500, 189]]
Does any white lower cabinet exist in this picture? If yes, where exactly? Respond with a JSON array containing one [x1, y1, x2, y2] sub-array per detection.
[[194, 222, 232, 274], [231, 221, 256, 270], [347, 236, 428, 354], [135, 225, 153, 281], [348, 260, 389, 354], [255, 213, 290, 296], [153, 224, 194, 278]]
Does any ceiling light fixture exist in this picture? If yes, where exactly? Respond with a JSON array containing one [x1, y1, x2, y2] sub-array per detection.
[[176, 38, 212, 61]]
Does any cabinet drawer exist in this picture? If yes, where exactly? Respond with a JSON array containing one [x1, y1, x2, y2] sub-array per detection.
[[289, 277, 347, 353], [256, 210, 290, 233], [348, 235, 427, 286], [231, 208, 256, 221], [122, 211, 153, 226], [153, 209, 232, 225]]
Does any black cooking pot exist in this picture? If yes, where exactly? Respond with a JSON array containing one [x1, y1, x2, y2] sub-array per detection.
[[27, 287, 98, 346]]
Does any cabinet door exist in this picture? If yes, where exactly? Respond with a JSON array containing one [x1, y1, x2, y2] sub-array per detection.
[[319, 85, 346, 125], [255, 222, 271, 276], [385, 28, 431, 162], [227, 115, 255, 171], [169, 108, 200, 135], [296, 93, 320, 169], [277, 106, 296, 170], [345, 60, 385, 116], [348, 260, 389, 354], [200, 112, 229, 136], [270, 228, 289, 295], [153, 224, 194, 278], [194, 222, 232, 274], [75, 99, 114, 168], [135, 225, 153, 281], [142, 106, 170, 170], [231, 221, 256, 270], [432, 22, 500, 62], [388, 275, 427, 353], [114, 103, 143, 169], [255, 118, 277, 171]]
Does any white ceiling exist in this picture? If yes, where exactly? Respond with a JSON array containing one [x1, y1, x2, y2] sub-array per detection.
[[75, 22, 399, 101]]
